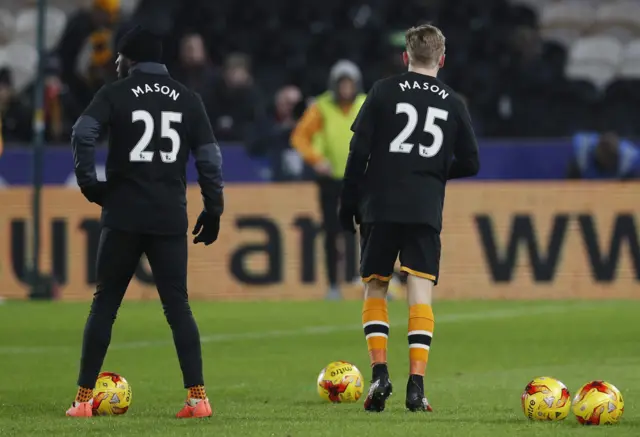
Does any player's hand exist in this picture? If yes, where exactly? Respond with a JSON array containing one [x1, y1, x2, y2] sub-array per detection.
[[313, 160, 332, 176], [80, 181, 107, 206], [338, 203, 360, 234], [192, 211, 221, 245]]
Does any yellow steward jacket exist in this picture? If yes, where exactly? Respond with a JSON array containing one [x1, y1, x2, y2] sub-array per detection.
[[290, 91, 366, 178]]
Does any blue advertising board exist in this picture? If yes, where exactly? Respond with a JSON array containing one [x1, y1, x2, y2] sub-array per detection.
[[0, 139, 575, 186]]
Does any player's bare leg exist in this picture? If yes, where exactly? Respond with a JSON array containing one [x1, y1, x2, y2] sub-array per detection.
[[362, 278, 393, 412], [405, 274, 434, 412]]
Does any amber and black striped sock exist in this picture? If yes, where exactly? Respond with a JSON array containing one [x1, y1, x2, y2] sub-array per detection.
[[408, 304, 434, 376], [362, 298, 389, 366]]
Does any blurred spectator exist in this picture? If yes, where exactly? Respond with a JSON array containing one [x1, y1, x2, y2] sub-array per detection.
[[496, 25, 560, 136], [85, 27, 118, 90], [6, 0, 640, 145], [567, 132, 640, 180], [506, 25, 563, 87], [0, 68, 32, 143], [43, 58, 82, 142], [173, 33, 218, 113], [248, 85, 313, 181], [510, 25, 543, 67], [56, 0, 121, 106], [209, 53, 265, 142], [290, 60, 366, 300]]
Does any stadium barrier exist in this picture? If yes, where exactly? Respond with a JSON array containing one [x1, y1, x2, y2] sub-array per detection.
[[0, 139, 576, 183], [0, 183, 639, 300]]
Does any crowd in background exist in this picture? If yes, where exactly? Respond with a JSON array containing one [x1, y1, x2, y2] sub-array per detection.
[[1, 0, 640, 174]]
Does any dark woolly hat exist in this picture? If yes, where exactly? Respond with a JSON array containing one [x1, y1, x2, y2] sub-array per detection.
[[117, 25, 163, 63]]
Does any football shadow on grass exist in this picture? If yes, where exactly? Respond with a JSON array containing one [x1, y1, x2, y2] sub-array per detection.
[[295, 399, 338, 407]]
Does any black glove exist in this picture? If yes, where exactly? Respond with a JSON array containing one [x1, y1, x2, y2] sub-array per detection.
[[80, 181, 107, 206], [192, 211, 221, 245], [338, 182, 360, 233], [338, 201, 360, 234]]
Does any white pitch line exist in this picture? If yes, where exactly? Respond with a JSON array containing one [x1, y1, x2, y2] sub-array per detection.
[[0, 303, 596, 355]]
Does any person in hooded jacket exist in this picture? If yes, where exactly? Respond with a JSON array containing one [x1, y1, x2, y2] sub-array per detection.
[[291, 60, 366, 300]]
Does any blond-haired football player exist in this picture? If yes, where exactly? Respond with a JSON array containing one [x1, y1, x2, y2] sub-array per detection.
[[339, 24, 480, 412]]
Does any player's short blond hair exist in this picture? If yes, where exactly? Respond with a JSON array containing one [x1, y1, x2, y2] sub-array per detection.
[[405, 24, 446, 68]]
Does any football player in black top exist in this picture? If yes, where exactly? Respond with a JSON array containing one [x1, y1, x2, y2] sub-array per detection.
[[339, 24, 480, 413], [66, 26, 223, 418]]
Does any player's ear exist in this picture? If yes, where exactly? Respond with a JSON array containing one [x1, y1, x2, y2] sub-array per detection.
[[402, 51, 409, 67], [439, 54, 446, 69]]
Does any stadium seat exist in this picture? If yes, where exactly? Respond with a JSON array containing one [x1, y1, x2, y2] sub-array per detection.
[[511, 0, 554, 14], [2, 41, 37, 71], [605, 78, 640, 102], [603, 79, 640, 135], [508, 4, 538, 28], [0, 9, 15, 45], [618, 60, 640, 78], [15, 6, 67, 50], [541, 28, 581, 47], [618, 39, 640, 78], [565, 62, 617, 90], [569, 35, 623, 66], [593, 1, 640, 43], [595, 26, 637, 45], [120, 0, 142, 15], [605, 79, 640, 119], [539, 1, 598, 46], [622, 38, 640, 60], [553, 79, 599, 133], [509, 91, 556, 137], [2, 41, 37, 91], [47, 0, 84, 13], [540, 1, 596, 33], [577, 0, 619, 6]]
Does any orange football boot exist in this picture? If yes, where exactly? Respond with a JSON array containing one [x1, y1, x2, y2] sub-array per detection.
[[176, 398, 212, 418], [66, 401, 93, 417]]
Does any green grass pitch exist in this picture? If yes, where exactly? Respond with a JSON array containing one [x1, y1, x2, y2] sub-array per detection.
[[0, 299, 638, 436]]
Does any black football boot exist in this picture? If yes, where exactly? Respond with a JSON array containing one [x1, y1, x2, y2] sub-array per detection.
[[405, 374, 433, 412], [364, 364, 393, 412]]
